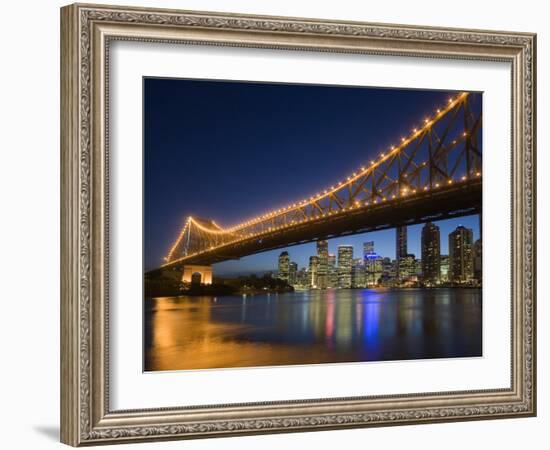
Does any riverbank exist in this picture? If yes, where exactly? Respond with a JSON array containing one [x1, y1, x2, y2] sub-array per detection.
[[144, 272, 294, 297]]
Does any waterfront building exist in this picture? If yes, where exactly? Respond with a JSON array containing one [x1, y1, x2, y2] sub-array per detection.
[[474, 239, 482, 283], [328, 253, 338, 288], [309, 255, 320, 288], [397, 253, 416, 283], [421, 222, 441, 284], [365, 253, 383, 286], [337, 245, 353, 288], [381, 257, 395, 285], [289, 261, 298, 286], [296, 268, 308, 287], [415, 258, 422, 278], [352, 258, 366, 288], [363, 241, 374, 259], [396, 226, 408, 279], [440, 255, 450, 282], [316, 240, 329, 289], [277, 251, 290, 283], [449, 226, 474, 283]]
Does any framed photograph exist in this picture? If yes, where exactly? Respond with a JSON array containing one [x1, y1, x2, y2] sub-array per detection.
[[60, 3, 536, 446]]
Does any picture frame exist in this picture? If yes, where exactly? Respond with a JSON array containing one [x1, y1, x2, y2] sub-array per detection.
[[60, 2, 536, 446]]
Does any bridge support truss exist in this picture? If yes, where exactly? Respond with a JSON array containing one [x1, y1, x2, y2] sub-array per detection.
[[160, 91, 482, 270]]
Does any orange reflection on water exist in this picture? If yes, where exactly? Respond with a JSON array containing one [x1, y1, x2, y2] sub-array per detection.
[[144, 288, 482, 371]]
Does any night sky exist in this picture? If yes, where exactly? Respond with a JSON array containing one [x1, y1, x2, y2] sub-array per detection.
[[144, 78, 481, 275]]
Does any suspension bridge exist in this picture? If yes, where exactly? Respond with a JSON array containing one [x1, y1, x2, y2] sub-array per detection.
[[153, 92, 482, 284]]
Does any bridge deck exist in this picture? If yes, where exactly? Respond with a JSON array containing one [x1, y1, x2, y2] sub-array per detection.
[[156, 180, 481, 271]]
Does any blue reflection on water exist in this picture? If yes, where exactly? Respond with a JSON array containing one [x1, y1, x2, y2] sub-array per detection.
[[144, 288, 482, 371]]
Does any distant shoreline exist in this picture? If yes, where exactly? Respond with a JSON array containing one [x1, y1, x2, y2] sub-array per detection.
[[145, 285, 481, 299]]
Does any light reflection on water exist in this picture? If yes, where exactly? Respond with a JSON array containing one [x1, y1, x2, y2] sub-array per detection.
[[144, 288, 481, 371]]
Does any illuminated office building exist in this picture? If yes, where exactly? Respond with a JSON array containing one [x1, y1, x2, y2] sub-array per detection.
[[449, 226, 474, 283], [277, 251, 290, 283], [337, 245, 353, 288], [352, 258, 366, 288], [309, 255, 320, 288], [328, 254, 338, 288], [316, 240, 329, 289], [396, 226, 408, 279], [421, 222, 441, 284], [289, 261, 298, 286]]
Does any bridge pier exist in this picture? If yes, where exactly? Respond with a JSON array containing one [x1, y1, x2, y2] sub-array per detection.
[[181, 265, 213, 285]]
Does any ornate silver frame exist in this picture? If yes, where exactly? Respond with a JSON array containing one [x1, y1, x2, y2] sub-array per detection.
[[60, 3, 537, 446]]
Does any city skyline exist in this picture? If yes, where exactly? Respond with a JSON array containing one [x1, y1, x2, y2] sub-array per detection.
[[213, 214, 480, 276], [276, 220, 479, 289]]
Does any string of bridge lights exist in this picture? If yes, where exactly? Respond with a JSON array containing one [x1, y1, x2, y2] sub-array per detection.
[[224, 92, 470, 232], [165, 216, 235, 262], [164, 92, 479, 265]]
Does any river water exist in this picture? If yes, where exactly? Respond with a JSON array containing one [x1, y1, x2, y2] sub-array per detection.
[[144, 288, 481, 371]]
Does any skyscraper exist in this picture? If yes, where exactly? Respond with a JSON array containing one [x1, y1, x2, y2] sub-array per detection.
[[381, 257, 395, 285], [397, 254, 416, 282], [328, 253, 337, 288], [296, 267, 308, 287], [351, 258, 366, 288], [396, 226, 407, 279], [316, 240, 329, 289], [449, 226, 474, 283], [440, 255, 450, 282], [421, 222, 441, 284], [337, 245, 353, 288], [309, 256, 320, 288], [363, 241, 382, 286], [277, 251, 290, 283], [363, 241, 374, 259], [396, 226, 407, 259], [365, 255, 383, 286], [473, 239, 482, 283], [289, 261, 298, 286]]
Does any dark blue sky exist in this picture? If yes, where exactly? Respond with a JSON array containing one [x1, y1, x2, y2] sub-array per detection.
[[144, 78, 481, 274]]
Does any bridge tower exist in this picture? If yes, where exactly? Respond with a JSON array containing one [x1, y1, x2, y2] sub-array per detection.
[[181, 265, 213, 285]]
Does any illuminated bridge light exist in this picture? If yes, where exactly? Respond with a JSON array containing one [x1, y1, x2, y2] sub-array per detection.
[[162, 92, 481, 265]]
